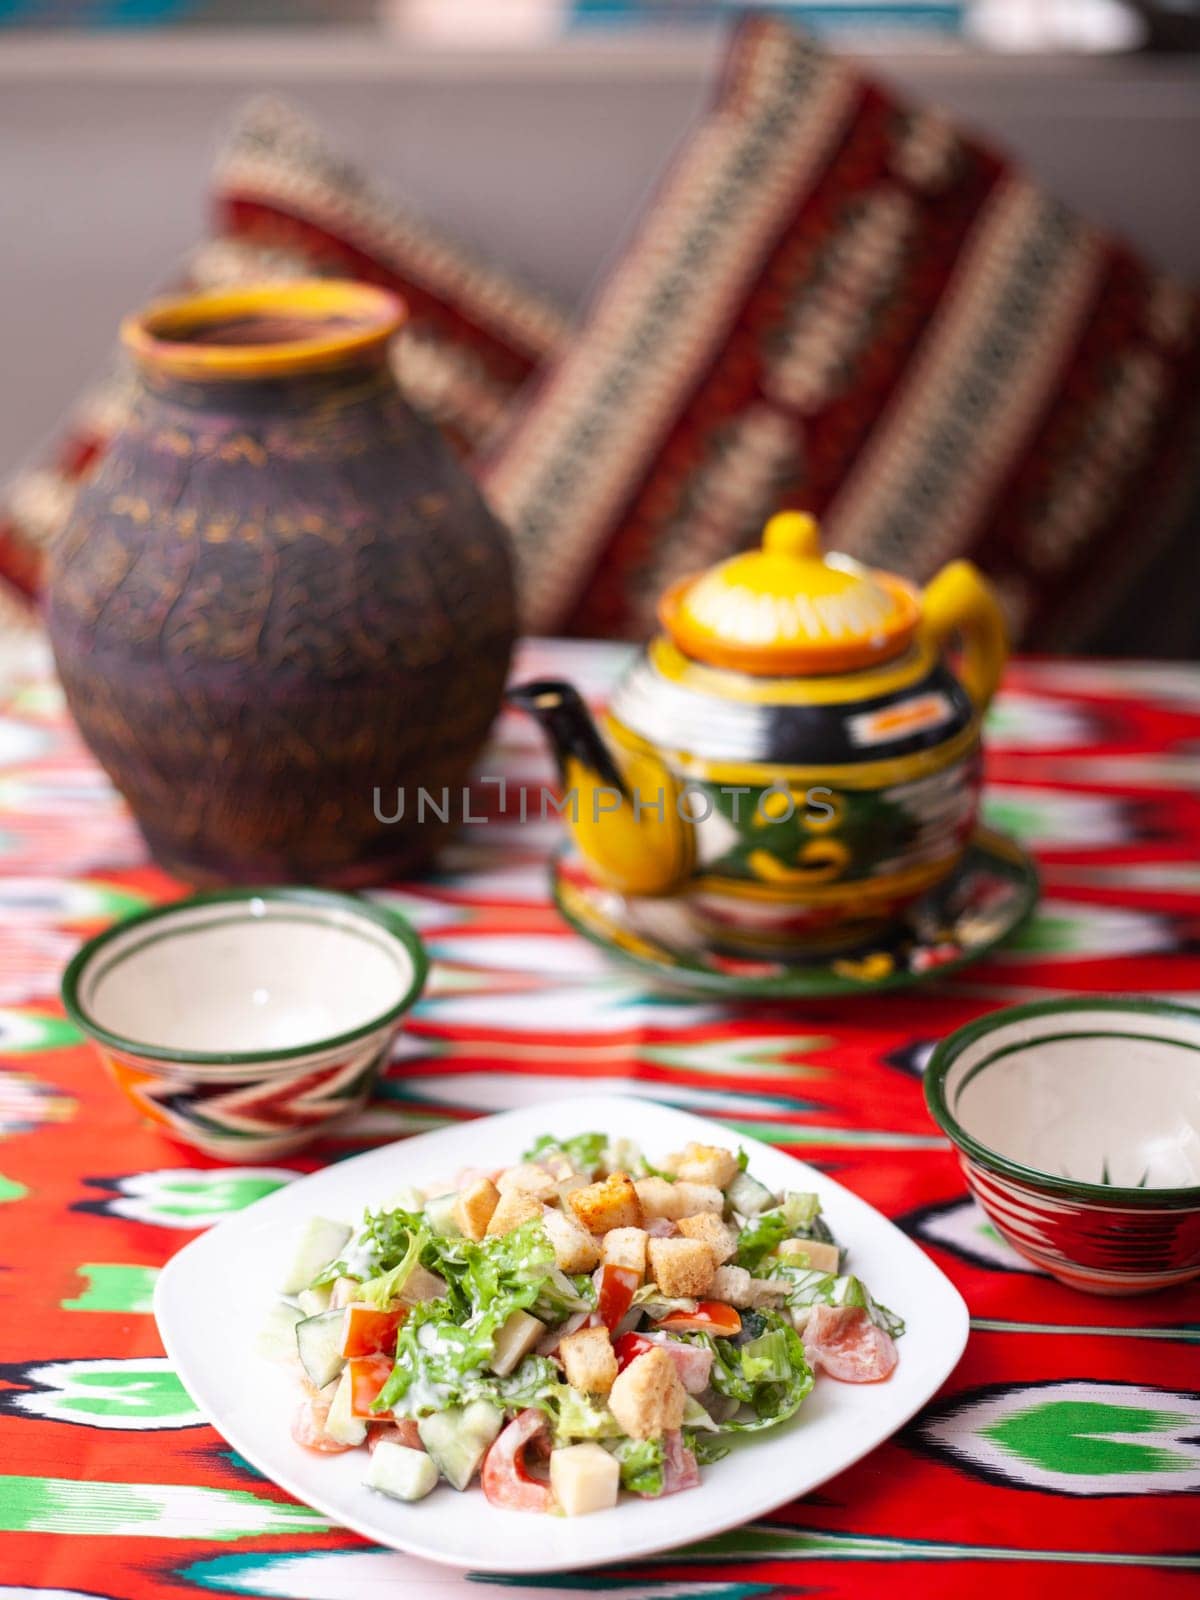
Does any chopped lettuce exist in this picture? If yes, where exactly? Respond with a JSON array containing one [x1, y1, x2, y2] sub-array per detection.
[[523, 1130, 607, 1177], [734, 1210, 792, 1272], [697, 1311, 813, 1433], [778, 1191, 822, 1231], [771, 1263, 838, 1308], [770, 1263, 905, 1338], [480, 1354, 561, 1411], [359, 1220, 430, 1308], [683, 1395, 721, 1433], [531, 1269, 595, 1321], [608, 1435, 665, 1497], [687, 1430, 731, 1466], [739, 1327, 794, 1385], [831, 1274, 906, 1339], [554, 1388, 622, 1441], [734, 1191, 836, 1273], [375, 1300, 500, 1415], [631, 1284, 697, 1320], [733, 1191, 833, 1272], [373, 1219, 562, 1415]]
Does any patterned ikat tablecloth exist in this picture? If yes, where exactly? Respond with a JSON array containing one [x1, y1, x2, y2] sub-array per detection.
[[0, 637, 1197, 1600]]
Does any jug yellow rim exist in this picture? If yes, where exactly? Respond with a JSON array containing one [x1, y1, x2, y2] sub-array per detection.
[[659, 512, 922, 677], [121, 280, 406, 381]]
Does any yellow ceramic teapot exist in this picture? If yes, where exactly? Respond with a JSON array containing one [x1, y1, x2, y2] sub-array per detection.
[[510, 513, 1007, 955]]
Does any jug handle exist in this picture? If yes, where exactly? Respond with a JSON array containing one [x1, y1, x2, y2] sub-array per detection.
[[921, 560, 1008, 715]]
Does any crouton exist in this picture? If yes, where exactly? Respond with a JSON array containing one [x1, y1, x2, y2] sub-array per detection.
[[676, 1211, 738, 1265], [486, 1188, 544, 1237], [647, 1236, 715, 1298], [542, 1206, 600, 1272], [559, 1326, 618, 1395], [672, 1142, 740, 1190], [568, 1172, 643, 1235], [709, 1264, 786, 1307], [454, 1177, 500, 1241], [601, 1226, 648, 1279], [777, 1237, 841, 1274], [634, 1177, 724, 1222], [496, 1162, 559, 1201], [607, 1347, 686, 1440], [632, 1177, 675, 1221], [675, 1182, 724, 1215], [709, 1265, 753, 1305]]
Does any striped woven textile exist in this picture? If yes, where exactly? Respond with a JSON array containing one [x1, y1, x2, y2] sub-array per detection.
[[481, 16, 1200, 652]]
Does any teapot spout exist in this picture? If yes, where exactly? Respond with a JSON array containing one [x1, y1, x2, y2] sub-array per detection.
[[506, 678, 691, 897], [505, 679, 626, 792]]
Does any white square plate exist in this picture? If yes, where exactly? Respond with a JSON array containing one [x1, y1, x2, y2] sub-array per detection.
[[155, 1095, 968, 1575]]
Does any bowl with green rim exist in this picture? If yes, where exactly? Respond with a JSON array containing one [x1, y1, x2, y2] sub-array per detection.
[[924, 997, 1200, 1295], [62, 888, 427, 1159]]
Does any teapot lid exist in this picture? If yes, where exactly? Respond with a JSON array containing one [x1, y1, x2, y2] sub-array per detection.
[[658, 512, 921, 677]]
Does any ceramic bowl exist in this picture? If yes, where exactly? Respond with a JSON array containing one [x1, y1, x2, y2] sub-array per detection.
[[925, 998, 1200, 1295], [62, 889, 427, 1159]]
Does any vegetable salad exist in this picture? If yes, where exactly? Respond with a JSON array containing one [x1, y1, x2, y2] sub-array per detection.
[[267, 1131, 903, 1516]]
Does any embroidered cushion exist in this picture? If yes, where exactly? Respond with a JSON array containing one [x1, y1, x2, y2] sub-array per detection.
[[482, 17, 1200, 652]]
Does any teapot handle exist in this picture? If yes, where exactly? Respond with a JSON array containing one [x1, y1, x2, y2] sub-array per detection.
[[921, 560, 1008, 715]]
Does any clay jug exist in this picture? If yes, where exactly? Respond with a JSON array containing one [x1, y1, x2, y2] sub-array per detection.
[[46, 281, 515, 884]]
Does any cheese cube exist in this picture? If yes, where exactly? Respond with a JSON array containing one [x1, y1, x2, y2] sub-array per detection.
[[550, 1441, 620, 1516], [489, 1309, 545, 1376], [777, 1237, 841, 1274], [542, 1206, 601, 1272]]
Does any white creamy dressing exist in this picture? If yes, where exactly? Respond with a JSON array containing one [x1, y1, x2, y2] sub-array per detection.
[[342, 1233, 381, 1279]]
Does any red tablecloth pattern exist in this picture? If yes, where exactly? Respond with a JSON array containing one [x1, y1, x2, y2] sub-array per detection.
[[0, 639, 1197, 1600]]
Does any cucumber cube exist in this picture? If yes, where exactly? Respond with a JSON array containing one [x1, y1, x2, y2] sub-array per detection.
[[419, 1400, 503, 1490], [725, 1170, 774, 1219], [295, 1308, 347, 1389], [365, 1440, 439, 1502], [280, 1217, 352, 1295], [488, 1309, 544, 1376]]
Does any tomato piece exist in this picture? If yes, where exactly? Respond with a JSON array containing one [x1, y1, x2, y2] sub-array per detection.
[[593, 1264, 639, 1332], [368, 1418, 423, 1452], [659, 1301, 742, 1338], [341, 1303, 405, 1359], [802, 1304, 898, 1383], [481, 1408, 554, 1512], [613, 1331, 655, 1372], [348, 1353, 395, 1417], [291, 1391, 354, 1454]]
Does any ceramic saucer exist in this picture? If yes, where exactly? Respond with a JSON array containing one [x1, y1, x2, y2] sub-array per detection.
[[551, 826, 1038, 998]]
